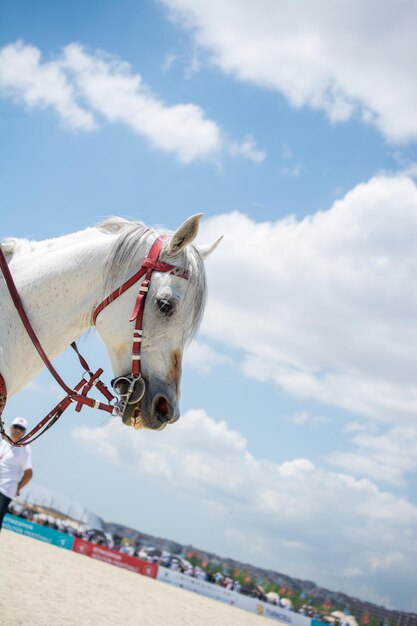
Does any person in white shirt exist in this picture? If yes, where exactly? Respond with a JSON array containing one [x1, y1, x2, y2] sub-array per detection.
[[0, 417, 33, 531]]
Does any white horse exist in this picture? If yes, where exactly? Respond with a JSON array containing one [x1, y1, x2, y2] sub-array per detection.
[[0, 214, 221, 432]]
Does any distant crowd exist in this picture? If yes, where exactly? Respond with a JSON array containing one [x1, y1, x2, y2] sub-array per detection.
[[7, 501, 85, 538]]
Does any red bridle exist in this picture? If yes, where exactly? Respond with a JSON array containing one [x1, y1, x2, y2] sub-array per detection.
[[0, 235, 188, 446]]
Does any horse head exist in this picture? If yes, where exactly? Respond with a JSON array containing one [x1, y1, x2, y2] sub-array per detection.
[[94, 214, 221, 431]]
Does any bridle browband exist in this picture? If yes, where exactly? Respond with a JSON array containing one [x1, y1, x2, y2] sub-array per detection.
[[0, 235, 189, 446]]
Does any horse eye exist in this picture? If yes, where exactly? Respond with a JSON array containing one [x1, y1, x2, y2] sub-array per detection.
[[157, 298, 175, 316]]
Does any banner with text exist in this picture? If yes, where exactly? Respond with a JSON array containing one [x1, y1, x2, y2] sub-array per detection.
[[4, 514, 74, 550], [72, 538, 158, 578], [157, 567, 313, 626]]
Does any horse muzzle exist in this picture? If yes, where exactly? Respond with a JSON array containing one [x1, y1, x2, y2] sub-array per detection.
[[111, 375, 179, 430]]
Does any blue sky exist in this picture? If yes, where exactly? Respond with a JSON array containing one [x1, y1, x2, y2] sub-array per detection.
[[1, 0, 417, 613]]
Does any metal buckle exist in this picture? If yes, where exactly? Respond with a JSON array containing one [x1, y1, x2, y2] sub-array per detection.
[[111, 375, 146, 417]]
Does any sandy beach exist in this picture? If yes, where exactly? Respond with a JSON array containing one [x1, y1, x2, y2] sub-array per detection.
[[1, 530, 269, 626]]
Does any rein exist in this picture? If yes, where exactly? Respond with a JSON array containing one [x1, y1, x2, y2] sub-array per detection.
[[0, 235, 188, 446]]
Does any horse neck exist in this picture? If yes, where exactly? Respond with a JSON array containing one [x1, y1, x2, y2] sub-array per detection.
[[0, 228, 116, 397]]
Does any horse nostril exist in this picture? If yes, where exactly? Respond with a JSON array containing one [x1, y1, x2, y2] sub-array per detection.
[[155, 396, 172, 423]]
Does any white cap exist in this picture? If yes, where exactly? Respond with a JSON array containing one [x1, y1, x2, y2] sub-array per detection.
[[11, 417, 28, 429]]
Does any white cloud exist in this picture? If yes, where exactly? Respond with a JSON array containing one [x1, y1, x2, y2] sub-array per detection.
[[289, 412, 311, 426], [162, 49, 202, 79], [197, 175, 417, 436], [0, 41, 95, 130], [281, 163, 302, 178], [72, 409, 417, 610], [184, 339, 231, 373], [287, 412, 328, 427], [62, 43, 220, 163], [327, 427, 417, 487], [0, 41, 221, 163], [280, 143, 303, 177], [343, 566, 365, 578], [228, 136, 266, 163], [162, 0, 417, 143], [162, 52, 178, 73]]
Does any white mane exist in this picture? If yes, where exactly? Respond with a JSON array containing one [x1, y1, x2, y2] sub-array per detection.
[[2, 226, 101, 260]]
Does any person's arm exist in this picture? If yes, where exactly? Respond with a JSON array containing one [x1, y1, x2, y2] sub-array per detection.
[[16, 469, 33, 496]]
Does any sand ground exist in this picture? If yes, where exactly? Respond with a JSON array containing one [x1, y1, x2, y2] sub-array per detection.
[[0, 530, 269, 626]]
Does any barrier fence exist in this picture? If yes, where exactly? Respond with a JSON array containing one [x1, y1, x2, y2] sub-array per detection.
[[5, 513, 314, 625], [157, 567, 313, 625]]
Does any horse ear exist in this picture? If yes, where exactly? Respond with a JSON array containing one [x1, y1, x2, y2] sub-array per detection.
[[167, 214, 203, 257], [198, 236, 223, 260]]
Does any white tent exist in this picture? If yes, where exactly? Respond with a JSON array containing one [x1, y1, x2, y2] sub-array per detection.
[[266, 592, 280, 603], [331, 612, 359, 626]]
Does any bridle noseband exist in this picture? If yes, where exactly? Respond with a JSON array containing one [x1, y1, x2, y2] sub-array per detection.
[[0, 235, 188, 446]]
